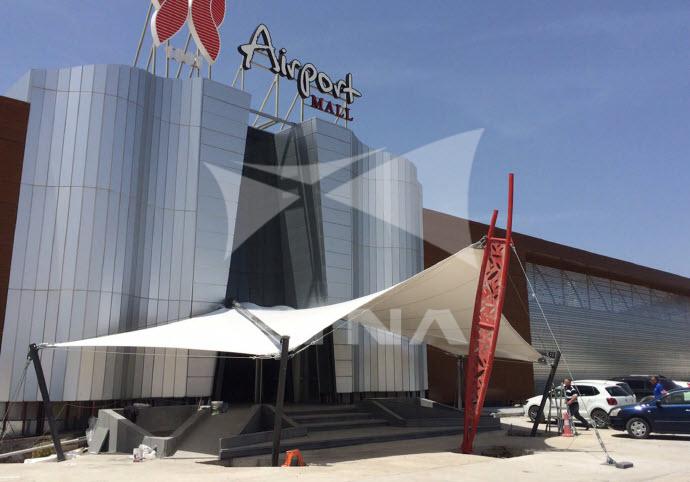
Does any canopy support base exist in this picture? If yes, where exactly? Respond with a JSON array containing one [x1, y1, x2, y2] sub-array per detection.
[[531, 351, 561, 436], [27, 344, 65, 462]]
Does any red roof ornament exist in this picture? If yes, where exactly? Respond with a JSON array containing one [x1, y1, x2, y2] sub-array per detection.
[[151, 0, 225, 64]]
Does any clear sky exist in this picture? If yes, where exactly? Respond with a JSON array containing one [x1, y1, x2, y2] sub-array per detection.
[[1, 1, 688, 277]]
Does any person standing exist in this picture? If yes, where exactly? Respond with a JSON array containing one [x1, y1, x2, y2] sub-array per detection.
[[563, 378, 589, 431], [651, 376, 667, 399]]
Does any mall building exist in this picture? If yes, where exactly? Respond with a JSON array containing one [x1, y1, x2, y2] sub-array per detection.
[[0, 64, 424, 413], [0, 64, 689, 434]]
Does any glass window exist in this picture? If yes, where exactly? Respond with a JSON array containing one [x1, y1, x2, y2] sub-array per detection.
[[627, 380, 644, 390], [606, 386, 629, 397], [661, 380, 680, 391], [616, 383, 635, 395], [663, 391, 690, 405], [574, 385, 599, 396]]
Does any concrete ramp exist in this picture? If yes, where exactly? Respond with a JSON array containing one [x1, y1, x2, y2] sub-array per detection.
[[90, 404, 259, 457], [175, 406, 255, 455]]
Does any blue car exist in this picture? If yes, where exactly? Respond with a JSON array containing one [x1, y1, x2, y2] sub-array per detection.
[[609, 389, 690, 438]]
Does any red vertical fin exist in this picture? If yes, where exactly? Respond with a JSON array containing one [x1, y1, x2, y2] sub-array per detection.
[[461, 173, 514, 454]]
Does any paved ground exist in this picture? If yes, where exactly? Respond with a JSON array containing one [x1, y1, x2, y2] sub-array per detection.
[[1, 417, 689, 481]]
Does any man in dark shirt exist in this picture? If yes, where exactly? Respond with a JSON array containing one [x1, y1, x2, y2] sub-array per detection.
[[564, 378, 589, 431]]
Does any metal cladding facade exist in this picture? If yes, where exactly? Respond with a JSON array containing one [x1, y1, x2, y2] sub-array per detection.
[[317, 123, 425, 394], [0, 64, 426, 402], [0, 65, 250, 402], [421, 210, 690, 405], [527, 263, 690, 392]]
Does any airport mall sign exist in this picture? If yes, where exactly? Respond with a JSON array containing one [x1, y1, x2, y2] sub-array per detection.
[[238, 24, 362, 121], [148, 3, 361, 122]]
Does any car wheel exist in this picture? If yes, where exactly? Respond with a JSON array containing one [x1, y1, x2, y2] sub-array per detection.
[[626, 417, 650, 439], [528, 405, 543, 422], [590, 409, 609, 429]]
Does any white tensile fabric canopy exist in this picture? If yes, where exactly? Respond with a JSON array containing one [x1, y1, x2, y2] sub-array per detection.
[[46, 246, 541, 362]]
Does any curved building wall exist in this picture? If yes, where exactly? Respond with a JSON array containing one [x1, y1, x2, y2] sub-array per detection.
[[0, 65, 250, 401], [295, 120, 426, 394], [349, 136, 426, 394]]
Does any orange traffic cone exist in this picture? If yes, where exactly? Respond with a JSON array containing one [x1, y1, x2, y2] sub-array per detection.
[[282, 449, 306, 467], [561, 410, 574, 437]]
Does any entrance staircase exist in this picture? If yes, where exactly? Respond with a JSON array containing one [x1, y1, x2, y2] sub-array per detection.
[[218, 399, 501, 462], [285, 405, 388, 432]]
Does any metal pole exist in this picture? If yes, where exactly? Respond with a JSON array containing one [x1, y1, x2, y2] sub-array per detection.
[[456, 357, 463, 409], [27, 344, 65, 462], [176, 34, 192, 79], [254, 359, 263, 404], [165, 40, 170, 78], [133, 3, 153, 67], [531, 351, 561, 436], [271, 336, 290, 467]]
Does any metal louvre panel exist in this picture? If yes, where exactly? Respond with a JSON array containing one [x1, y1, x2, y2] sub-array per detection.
[[528, 263, 690, 393]]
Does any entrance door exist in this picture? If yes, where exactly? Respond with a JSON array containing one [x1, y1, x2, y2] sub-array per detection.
[[213, 342, 334, 404]]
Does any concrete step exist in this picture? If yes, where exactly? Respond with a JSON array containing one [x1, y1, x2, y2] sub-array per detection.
[[289, 411, 374, 423], [300, 418, 389, 432], [284, 406, 368, 417], [219, 425, 470, 460]]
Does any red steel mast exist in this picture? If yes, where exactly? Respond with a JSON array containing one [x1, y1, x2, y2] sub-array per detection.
[[461, 173, 514, 454]]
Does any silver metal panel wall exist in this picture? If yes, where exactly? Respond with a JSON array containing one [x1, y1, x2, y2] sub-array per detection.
[[295, 119, 426, 394], [269, 118, 426, 395], [0, 66, 250, 401], [349, 136, 426, 394], [527, 263, 690, 392]]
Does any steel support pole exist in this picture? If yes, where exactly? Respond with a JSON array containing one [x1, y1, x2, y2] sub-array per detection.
[[254, 359, 263, 404], [132, 3, 153, 67], [531, 351, 561, 436], [27, 344, 65, 462], [456, 357, 463, 409], [271, 336, 290, 467]]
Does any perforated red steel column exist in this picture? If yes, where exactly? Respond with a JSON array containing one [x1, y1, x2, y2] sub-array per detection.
[[461, 174, 514, 454]]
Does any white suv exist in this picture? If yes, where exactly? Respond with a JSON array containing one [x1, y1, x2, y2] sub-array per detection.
[[523, 379, 637, 428]]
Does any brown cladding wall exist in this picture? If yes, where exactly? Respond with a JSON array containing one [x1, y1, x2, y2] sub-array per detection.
[[423, 207, 690, 405], [0, 96, 29, 342]]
